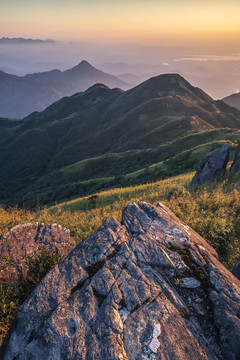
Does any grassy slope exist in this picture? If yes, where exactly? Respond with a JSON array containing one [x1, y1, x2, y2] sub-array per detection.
[[1, 169, 240, 266], [12, 130, 238, 207]]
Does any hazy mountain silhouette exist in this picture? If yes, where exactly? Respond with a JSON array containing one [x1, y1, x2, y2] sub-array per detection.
[[0, 37, 55, 44], [1, 73, 240, 206], [0, 61, 130, 118], [222, 92, 240, 110]]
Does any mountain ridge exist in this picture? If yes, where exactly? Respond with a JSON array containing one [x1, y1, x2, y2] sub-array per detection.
[[1, 73, 240, 207]]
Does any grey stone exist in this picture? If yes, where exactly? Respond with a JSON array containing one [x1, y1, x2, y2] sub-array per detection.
[[0, 223, 76, 283], [231, 142, 240, 173], [1, 201, 240, 359], [191, 144, 230, 185], [180, 277, 201, 288]]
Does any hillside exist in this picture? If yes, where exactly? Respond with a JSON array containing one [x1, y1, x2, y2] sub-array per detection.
[[222, 92, 240, 110], [0, 61, 129, 118], [1, 73, 240, 207], [1, 170, 240, 348]]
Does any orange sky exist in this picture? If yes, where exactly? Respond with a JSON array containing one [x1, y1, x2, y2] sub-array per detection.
[[1, 0, 240, 45]]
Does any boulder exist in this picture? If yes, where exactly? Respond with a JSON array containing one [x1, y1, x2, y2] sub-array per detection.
[[0, 223, 75, 283], [1, 202, 240, 359], [232, 257, 240, 280], [191, 144, 230, 185], [231, 142, 240, 173]]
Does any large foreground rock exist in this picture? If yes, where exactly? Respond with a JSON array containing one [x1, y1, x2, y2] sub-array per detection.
[[231, 142, 240, 173], [1, 202, 240, 359], [0, 223, 75, 283], [191, 144, 230, 185]]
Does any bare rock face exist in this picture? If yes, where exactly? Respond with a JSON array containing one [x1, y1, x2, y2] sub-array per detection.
[[232, 257, 240, 280], [1, 202, 240, 359], [0, 223, 76, 283], [231, 142, 240, 173], [191, 144, 230, 185]]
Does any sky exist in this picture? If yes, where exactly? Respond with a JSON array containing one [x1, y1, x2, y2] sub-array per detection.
[[1, 0, 240, 99], [2, 0, 240, 45]]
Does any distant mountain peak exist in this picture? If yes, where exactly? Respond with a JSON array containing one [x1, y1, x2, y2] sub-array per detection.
[[79, 60, 92, 66], [0, 62, 129, 117], [72, 60, 97, 71]]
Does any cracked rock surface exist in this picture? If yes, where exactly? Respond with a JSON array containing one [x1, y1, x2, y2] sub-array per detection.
[[0, 223, 76, 283], [191, 144, 230, 185], [1, 202, 240, 359]]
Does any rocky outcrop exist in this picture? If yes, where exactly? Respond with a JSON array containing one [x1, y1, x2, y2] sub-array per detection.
[[232, 257, 240, 280], [231, 142, 240, 173], [0, 223, 75, 283], [191, 144, 230, 185], [1, 202, 240, 359]]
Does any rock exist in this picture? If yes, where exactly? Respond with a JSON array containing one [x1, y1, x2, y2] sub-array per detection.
[[232, 257, 240, 280], [180, 277, 201, 289], [231, 142, 240, 173], [0, 223, 75, 283], [1, 202, 240, 360], [191, 144, 230, 185]]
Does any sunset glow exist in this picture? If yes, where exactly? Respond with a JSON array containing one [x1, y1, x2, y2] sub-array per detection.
[[2, 0, 240, 45]]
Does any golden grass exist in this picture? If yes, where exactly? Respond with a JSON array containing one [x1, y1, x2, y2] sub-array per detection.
[[0, 173, 192, 243]]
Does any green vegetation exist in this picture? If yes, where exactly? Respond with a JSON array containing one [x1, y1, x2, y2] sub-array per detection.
[[1, 74, 240, 207], [3, 131, 238, 208]]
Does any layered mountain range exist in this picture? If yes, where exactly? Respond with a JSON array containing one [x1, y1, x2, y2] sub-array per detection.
[[1, 73, 240, 207], [0, 61, 129, 118]]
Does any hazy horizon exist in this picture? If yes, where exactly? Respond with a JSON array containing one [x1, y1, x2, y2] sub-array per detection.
[[2, 0, 240, 44], [1, 0, 240, 99]]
